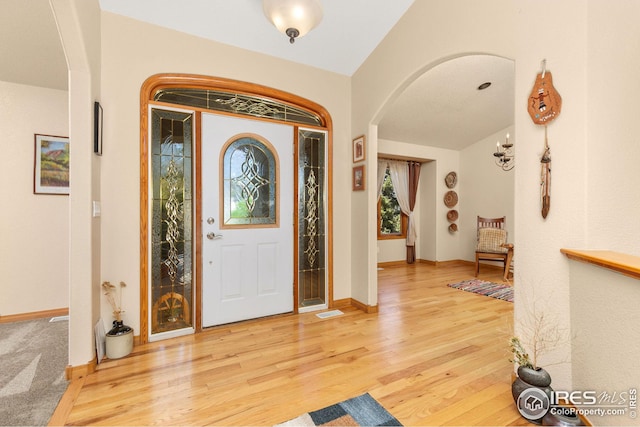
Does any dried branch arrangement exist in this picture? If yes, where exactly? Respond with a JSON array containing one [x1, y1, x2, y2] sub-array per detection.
[[102, 281, 127, 322], [511, 300, 569, 369]]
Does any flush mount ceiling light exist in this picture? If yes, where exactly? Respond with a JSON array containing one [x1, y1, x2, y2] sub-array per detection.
[[263, 0, 324, 44]]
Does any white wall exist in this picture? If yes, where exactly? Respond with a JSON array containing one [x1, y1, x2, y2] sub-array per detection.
[[99, 12, 352, 334], [460, 126, 515, 262], [0, 81, 69, 316], [420, 160, 437, 262], [569, 261, 640, 426], [51, 0, 102, 368], [574, 2, 640, 425], [585, 1, 640, 254], [513, 0, 589, 390]]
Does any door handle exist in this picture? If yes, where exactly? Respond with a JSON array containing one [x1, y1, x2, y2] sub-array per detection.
[[206, 232, 223, 240]]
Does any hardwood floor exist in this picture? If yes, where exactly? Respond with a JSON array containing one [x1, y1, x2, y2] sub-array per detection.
[[53, 262, 529, 426]]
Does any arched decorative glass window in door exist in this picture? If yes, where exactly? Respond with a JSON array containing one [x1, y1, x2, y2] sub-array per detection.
[[222, 136, 277, 226]]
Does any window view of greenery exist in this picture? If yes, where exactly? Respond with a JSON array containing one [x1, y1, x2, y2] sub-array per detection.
[[379, 168, 402, 235]]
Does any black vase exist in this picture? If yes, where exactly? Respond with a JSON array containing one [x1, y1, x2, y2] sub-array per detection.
[[518, 366, 552, 387], [107, 320, 133, 336], [511, 366, 554, 425]]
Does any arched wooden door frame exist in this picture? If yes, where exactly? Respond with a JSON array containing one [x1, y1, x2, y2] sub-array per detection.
[[140, 74, 333, 343]]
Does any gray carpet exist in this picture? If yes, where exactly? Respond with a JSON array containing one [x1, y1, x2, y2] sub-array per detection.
[[0, 317, 69, 426]]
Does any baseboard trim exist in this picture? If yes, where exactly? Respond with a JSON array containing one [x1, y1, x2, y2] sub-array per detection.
[[417, 259, 481, 268], [350, 298, 378, 314], [435, 259, 474, 267], [332, 298, 352, 309], [65, 356, 97, 380], [332, 297, 378, 314], [377, 260, 409, 268], [0, 307, 69, 324], [378, 259, 477, 268]]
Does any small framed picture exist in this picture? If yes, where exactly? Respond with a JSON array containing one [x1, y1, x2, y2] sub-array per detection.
[[352, 165, 365, 191], [34, 134, 70, 195], [352, 135, 366, 163], [94, 101, 103, 155]]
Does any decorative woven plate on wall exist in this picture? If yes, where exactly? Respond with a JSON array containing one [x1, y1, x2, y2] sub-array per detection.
[[444, 190, 458, 208], [445, 171, 457, 189], [447, 209, 458, 222]]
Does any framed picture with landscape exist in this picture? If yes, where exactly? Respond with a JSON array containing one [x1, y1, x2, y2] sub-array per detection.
[[34, 134, 69, 195]]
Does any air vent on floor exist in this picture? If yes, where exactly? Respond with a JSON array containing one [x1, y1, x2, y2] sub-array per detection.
[[315, 310, 344, 319]]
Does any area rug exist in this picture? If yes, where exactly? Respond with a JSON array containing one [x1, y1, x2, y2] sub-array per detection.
[[276, 393, 402, 426], [447, 279, 513, 302], [0, 317, 69, 426]]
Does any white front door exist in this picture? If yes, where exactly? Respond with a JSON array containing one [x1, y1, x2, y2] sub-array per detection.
[[201, 113, 293, 327]]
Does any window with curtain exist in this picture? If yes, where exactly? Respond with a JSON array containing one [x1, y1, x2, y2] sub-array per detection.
[[377, 167, 408, 239]]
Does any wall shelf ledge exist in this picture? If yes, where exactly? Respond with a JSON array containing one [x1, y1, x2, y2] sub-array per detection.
[[560, 249, 640, 280]]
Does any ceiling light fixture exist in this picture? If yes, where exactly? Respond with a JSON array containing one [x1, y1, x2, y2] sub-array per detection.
[[263, 0, 324, 44]]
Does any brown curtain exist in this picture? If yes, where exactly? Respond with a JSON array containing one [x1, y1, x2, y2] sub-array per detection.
[[406, 161, 421, 263]]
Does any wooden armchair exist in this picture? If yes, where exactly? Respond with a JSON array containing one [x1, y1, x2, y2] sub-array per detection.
[[475, 216, 514, 281]]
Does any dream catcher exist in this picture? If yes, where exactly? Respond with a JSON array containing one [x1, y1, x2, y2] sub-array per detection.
[[528, 59, 562, 219]]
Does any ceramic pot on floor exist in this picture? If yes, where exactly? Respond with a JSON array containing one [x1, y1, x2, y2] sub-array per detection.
[[105, 320, 133, 359], [512, 366, 554, 425]]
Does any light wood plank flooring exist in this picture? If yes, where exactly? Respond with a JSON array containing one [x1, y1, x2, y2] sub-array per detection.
[[53, 262, 529, 426]]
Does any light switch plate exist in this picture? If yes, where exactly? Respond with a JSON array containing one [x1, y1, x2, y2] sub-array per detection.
[[92, 201, 101, 217]]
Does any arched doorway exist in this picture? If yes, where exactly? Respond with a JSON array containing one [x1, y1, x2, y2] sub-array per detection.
[[372, 54, 515, 300]]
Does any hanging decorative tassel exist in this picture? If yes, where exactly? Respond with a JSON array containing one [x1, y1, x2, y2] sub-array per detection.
[[540, 126, 551, 219]]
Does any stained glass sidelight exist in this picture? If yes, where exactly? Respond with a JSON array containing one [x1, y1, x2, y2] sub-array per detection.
[[298, 129, 327, 307], [150, 109, 193, 335]]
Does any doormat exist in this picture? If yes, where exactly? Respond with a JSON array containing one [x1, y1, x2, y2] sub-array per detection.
[[315, 309, 343, 319], [275, 393, 402, 426], [447, 279, 513, 302]]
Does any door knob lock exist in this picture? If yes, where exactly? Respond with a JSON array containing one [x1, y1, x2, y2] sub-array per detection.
[[207, 232, 223, 240]]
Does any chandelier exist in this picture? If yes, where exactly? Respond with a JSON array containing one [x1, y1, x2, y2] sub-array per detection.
[[493, 133, 514, 171], [263, 0, 324, 44]]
